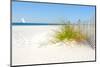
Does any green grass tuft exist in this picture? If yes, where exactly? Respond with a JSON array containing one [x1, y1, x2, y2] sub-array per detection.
[[52, 21, 87, 43]]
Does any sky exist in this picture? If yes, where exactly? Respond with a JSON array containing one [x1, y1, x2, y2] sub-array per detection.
[[12, 1, 95, 24]]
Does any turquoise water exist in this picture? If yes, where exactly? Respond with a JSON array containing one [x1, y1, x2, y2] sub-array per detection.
[[12, 22, 93, 26], [12, 22, 73, 25]]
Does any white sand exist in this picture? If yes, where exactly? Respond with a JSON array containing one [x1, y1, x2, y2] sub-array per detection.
[[12, 26, 95, 65]]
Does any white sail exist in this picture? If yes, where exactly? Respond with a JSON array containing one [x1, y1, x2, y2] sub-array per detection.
[[21, 18, 25, 23]]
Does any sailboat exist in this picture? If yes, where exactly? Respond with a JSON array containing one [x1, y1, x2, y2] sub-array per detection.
[[21, 18, 25, 23]]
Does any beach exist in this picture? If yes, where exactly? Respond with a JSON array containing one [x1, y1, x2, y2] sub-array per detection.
[[12, 25, 95, 65]]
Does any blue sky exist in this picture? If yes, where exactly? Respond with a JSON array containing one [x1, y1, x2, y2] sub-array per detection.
[[12, 1, 95, 23]]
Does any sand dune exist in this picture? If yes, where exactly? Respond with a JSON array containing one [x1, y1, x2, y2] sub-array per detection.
[[12, 26, 95, 65]]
